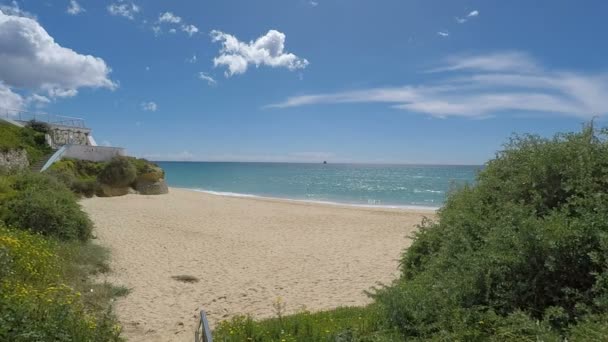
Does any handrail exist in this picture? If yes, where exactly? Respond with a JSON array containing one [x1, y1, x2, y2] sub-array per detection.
[[0, 107, 86, 129], [194, 310, 213, 342], [40, 145, 68, 172]]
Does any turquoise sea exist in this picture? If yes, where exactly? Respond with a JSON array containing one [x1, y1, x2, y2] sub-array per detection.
[[156, 162, 480, 209]]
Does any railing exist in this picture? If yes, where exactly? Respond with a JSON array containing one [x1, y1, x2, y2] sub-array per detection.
[[194, 310, 213, 342], [40, 145, 67, 172], [0, 107, 86, 129]]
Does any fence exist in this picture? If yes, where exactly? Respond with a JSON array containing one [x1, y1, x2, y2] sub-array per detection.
[[194, 310, 213, 342], [0, 107, 86, 129]]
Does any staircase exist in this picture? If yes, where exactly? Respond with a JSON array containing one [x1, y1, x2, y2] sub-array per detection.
[[30, 150, 57, 172]]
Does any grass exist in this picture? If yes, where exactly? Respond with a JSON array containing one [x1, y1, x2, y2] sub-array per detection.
[[214, 305, 399, 342], [0, 122, 51, 163]]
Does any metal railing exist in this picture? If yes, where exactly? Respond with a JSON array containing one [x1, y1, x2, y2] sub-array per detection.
[[194, 310, 213, 342], [0, 107, 86, 129]]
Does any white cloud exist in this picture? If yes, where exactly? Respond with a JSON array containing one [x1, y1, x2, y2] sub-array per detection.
[[181, 24, 198, 36], [211, 29, 309, 77], [0, 1, 34, 18], [152, 25, 161, 35], [198, 72, 217, 86], [431, 52, 538, 73], [158, 11, 181, 24], [309, 1, 319, 7], [141, 101, 158, 112], [268, 51, 608, 119], [66, 0, 84, 15], [0, 82, 24, 109], [107, 1, 139, 20], [437, 31, 449, 37], [168, 28, 176, 34], [456, 9, 480, 24], [0, 9, 115, 110]]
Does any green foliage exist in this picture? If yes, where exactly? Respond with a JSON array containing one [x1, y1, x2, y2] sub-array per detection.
[[0, 122, 51, 163], [373, 123, 608, 340], [0, 173, 92, 241], [48, 159, 106, 198], [97, 156, 137, 188], [26, 120, 51, 134], [0, 226, 122, 341], [214, 305, 398, 342]]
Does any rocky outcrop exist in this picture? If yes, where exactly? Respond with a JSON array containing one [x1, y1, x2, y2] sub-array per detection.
[[135, 178, 169, 195], [97, 184, 130, 197], [0, 149, 29, 171]]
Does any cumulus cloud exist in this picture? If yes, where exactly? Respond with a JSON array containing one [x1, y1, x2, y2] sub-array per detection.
[[154, 11, 198, 37], [198, 72, 217, 86], [107, 1, 139, 20], [0, 82, 23, 109], [66, 0, 84, 15], [211, 29, 309, 77], [268, 51, 608, 119], [0, 9, 115, 110], [158, 11, 181, 24], [181, 24, 198, 36], [141, 101, 158, 111]]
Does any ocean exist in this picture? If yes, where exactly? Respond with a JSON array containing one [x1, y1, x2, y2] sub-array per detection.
[[156, 162, 480, 209]]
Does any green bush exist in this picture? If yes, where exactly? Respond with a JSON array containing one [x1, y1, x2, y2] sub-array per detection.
[[97, 157, 137, 188], [26, 120, 51, 134], [1, 173, 92, 241], [373, 123, 608, 340]]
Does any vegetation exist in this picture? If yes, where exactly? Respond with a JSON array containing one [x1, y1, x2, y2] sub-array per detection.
[[0, 226, 123, 341], [97, 156, 137, 188], [0, 122, 51, 163], [49, 156, 163, 197], [0, 170, 126, 339], [0, 173, 92, 241], [215, 123, 608, 341], [215, 305, 399, 342]]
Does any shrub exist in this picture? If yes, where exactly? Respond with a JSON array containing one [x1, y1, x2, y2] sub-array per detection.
[[97, 157, 137, 188], [373, 123, 608, 339], [0, 226, 122, 341], [26, 120, 51, 134], [1, 173, 93, 241]]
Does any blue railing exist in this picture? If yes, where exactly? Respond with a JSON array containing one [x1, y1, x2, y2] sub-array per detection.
[[194, 310, 213, 342], [40, 145, 67, 172]]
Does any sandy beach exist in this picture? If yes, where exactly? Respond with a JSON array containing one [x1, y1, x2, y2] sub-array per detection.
[[82, 188, 433, 342]]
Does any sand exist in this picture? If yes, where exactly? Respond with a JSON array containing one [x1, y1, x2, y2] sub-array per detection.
[[81, 188, 433, 342]]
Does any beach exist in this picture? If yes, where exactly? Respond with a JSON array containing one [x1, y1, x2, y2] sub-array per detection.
[[82, 188, 433, 342]]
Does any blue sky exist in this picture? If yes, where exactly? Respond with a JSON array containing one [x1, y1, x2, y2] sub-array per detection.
[[0, 0, 607, 164]]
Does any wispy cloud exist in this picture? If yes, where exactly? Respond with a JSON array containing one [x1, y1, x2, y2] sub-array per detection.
[[141, 101, 158, 112], [198, 72, 217, 86], [66, 0, 84, 15], [309, 1, 319, 7], [108, 1, 140, 20], [181, 24, 199, 36], [268, 51, 608, 119], [456, 9, 479, 24], [210, 29, 309, 77], [187, 54, 197, 63], [437, 31, 449, 37]]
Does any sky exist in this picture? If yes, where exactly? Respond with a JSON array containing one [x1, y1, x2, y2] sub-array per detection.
[[0, 0, 607, 164]]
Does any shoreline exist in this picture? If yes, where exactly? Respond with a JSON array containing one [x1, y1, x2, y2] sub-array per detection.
[[83, 188, 432, 341], [179, 187, 440, 212]]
